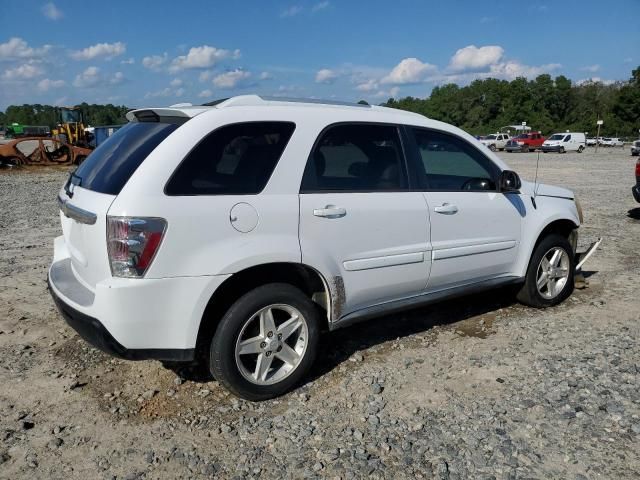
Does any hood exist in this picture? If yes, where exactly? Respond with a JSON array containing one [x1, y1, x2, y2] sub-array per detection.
[[520, 180, 574, 199]]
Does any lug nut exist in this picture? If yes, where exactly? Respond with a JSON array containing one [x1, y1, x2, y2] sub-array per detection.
[[267, 331, 274, 338], [260, 342, 267, 348], [265, 351, 272, 357], [277, 334, 283, 340]]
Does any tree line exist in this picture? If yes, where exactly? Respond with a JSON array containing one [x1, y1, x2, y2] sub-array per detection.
[[383, 66, 640, 138], [0, 103, 129, 128]]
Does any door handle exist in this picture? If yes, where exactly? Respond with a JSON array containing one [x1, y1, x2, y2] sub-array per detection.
[[434, 203, 458, 215], [313, 205, 346, 218]]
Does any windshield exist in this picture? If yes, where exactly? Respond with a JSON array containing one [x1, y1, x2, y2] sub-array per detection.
[[548, 134, 565, 141], [60, 109, 82, 123], [73, 121, 180, 195], [485, 135, 497, 140], [516, 134, 529, 139]]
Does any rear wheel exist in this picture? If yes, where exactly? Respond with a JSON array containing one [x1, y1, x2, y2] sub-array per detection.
[[209, 283, 320, 401], [517, 234, 575, 308], [489, 144, 497, 152], [522, 145, 530, 153], [577, 145, 584, 153]]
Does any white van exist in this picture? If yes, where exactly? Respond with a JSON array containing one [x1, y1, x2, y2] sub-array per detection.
[[541, 132, 586, 153]]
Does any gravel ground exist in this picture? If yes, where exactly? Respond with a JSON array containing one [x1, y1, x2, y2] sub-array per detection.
[[0, 148, 639, 479]]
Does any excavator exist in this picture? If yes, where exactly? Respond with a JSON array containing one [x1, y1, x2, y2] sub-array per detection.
[[52, 107, 93, 148]]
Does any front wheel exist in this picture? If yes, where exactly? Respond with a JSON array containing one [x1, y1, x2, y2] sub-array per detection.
[[489, 144, 497, 152], [210, 283, 320, 401], [559, 146, 565, 154], [517, 234, 575, 308]]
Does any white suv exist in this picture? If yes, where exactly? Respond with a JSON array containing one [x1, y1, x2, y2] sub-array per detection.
[[49, 95, 582, 400]]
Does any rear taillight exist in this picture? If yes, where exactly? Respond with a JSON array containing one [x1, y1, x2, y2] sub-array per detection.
[[636, 159, 640, 177], [107, 217, 167, 278]]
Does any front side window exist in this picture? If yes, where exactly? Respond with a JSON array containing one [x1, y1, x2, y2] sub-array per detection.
[[301, 123, 407, 192], [166, 122, 295, 195], [565, 135, 571, 142], [411, 128, 498, 191]]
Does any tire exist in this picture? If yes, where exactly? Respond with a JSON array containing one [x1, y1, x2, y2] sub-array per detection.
[[559, 146, 565, 154], [517, 233, 575, 308], [210, 283, 320, 401], [577, 146, 584, 153], [522, 145, 529, 153], [489, 144, 497, 152]]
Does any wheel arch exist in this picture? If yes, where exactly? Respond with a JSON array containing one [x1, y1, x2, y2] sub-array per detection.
[[520, 218, 579, 278], [194, 262, 332, 360]]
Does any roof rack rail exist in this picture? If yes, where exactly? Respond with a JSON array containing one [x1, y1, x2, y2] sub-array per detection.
[[258, 96, 371, 108], [200, 95, 371, 108]]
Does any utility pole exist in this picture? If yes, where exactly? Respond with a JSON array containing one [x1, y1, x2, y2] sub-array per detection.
[[595, 119, 603, 153]]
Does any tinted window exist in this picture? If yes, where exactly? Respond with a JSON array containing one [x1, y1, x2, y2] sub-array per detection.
[[301, 123, 407, 192], [74, 122, 179, 195], [166, 122, 295, 195], [565, 135, 571, 141], [411, 128, 498, 191]]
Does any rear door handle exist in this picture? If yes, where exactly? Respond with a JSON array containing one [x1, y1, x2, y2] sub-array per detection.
[[434, 203, 458, 215], [313, 205, 346, 218]]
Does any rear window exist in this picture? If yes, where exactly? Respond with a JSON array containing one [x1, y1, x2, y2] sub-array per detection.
[[73, 121, 179, 195], [165, 122, 295, 195]]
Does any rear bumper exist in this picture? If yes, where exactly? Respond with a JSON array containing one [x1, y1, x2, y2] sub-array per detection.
[[505, 145, 523, 152], [48, 280, 194, 361], [48, 236, 231, 361]]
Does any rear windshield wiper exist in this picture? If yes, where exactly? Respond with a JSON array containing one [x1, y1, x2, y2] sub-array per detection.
[[64, 170, 82, 198]]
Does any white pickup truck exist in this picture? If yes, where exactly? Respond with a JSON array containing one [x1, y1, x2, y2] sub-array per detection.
[[480, 133, 511, 151]]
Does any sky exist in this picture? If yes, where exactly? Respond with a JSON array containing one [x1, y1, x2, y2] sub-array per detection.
[[0, 0, 638, 110]]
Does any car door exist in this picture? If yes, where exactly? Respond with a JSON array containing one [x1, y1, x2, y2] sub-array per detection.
[[407, 127, 523, 290], [298, 123, 431, 317]]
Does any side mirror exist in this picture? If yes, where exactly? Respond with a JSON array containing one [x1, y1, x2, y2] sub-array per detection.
[[499, 170, 521, 192]]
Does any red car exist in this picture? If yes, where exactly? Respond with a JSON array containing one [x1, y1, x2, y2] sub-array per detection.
[[505, 132, 546, 152]]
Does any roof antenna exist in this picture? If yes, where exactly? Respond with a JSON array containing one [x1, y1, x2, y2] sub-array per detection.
[[532, 150, 541, 208]]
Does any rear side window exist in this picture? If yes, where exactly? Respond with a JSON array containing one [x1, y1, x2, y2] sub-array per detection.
[[165, 122, 295, 195], [301, 123, 407, 192], [74, 122, 179, 195]]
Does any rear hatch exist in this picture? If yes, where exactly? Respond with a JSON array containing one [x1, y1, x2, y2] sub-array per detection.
[[58, 116, 185, 288]]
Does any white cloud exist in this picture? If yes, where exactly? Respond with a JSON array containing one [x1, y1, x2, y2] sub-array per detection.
[[121, 57, 135, 65], [145, 87, 172, 98], [170, 78, 183, 87], [580, 64, 600, 73], [355, 78, 379, 92], [449, 45, 504, 72], [71, 42, 126, 60], [2, 63, 44, 80], [37, 78, 65, 91], [576, 77, 616, 86], [142, 53, 168, 71], [381, 58, 437, 84], [110, 71, 124, 84], [73, 66, 101, 87], [198, 89, 213, 98], [315, 68, 338, 84], [374, 86, 400, 98], [169, 45, 240, 72], [259, 71, 273, 80], [312, 1, 330, 12], [488, 61, 561, 79], [0, 37, 51, 59], [280, 5, 303, 17], [175, 87, 185, 97], [199, 70, 213, 82], [212, 69, 251, 88], [42, 2, 63, 20]]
